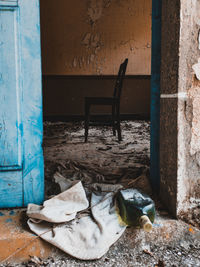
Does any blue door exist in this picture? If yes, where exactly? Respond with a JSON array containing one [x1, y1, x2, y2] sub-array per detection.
[[0, 0, 44, 207]]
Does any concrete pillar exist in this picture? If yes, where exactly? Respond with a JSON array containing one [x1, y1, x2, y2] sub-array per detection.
[[160, 0, 200, 218]]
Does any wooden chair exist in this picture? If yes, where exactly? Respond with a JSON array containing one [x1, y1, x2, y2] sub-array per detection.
[[84, 58, 128, 142]]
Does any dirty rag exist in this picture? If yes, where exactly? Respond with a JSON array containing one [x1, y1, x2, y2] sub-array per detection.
[[27, 181, 126, 260]]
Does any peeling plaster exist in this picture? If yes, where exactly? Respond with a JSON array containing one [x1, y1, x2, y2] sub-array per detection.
[[82, 32, 101, 49], [188, 85, 200, 156], [195, 0, 200, 26], [72, 54, 99, 70], [87, 0, 114, 24], [104, 0, 112, 8], [82, 33, 92, 46], [90, 54, 95, 62], [192, 58, 200, 80], [72, 57, 77, 68], [41, 0, 151, 75], [195, 152, 200, 168], [87, 0, 104, 24], [72, 29, 103, 71], [198, 30, 200, 50], [160, 0, 200, 217]]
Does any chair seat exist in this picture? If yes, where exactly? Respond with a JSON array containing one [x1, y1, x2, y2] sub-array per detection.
[[85, 97, 119, 105]]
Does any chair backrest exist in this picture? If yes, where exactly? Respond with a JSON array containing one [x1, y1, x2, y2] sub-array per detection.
[[113, 58, 128, 99]]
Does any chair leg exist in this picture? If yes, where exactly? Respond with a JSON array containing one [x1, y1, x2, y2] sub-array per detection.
[[116, 104, 122, 142], [84, 103, 90, 142], [112, 105, 116, 136], [117, 122, 122, 142]]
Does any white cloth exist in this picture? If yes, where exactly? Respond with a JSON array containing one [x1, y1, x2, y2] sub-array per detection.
[[27, 181, 126, 260], [27, 181, 89, 223]]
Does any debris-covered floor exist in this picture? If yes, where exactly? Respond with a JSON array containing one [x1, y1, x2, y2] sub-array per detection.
[[44, 120, 152, 199], [2, 121, 200, 267]]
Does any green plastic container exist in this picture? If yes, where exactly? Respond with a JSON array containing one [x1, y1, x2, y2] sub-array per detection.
[[116, 189, 155, 230]]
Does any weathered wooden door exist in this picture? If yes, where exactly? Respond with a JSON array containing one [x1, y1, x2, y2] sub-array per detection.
[[0, 0, 44, 207]]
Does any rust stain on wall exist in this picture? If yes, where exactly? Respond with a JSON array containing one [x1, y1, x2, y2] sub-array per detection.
[[40, 0, 151, 75]]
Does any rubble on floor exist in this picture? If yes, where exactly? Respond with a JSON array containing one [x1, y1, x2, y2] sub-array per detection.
[[2, 215, 200, 267], [43, 120, 152, 199], [43, 120, 200, 229], [1, 120, 200, 267]]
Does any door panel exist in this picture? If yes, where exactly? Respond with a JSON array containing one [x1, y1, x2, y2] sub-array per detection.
[[0, 5, 22, 170], [0, 0, 44, 208], [0, 1, 18, 7], [0, 172, 22, 207]]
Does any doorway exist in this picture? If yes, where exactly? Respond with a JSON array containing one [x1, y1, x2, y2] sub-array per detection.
[[39, 0, 155, 198]]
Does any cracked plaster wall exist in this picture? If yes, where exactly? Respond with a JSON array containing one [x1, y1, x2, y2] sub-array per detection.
[[160, 0, 200, 217], [178, 0, 200, 216], [40, 0, 151, 75], [160, 0, 180, 217]]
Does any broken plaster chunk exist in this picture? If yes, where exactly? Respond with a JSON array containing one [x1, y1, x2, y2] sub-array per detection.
[[54, 172, 73, 192], [192, 58, 200, 80], [146, 43, 151, 48], [82, 33, 91, 46], [91, 33, 100, 48]]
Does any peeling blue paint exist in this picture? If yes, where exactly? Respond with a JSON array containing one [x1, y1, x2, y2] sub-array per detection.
[[20, 0, 44, 206], [36, 23, 40, 33], [0, 0, 44, 208], [5, 218, 12, 223], [0, 5, 22, 171], [18, 123, 23, 133], [9, 210, 15, 215], [24, 35, 41, 58]]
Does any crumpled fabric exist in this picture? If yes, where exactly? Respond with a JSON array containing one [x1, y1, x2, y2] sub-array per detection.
[[27, 181, 126, 260], [27, 181, 89, 223]]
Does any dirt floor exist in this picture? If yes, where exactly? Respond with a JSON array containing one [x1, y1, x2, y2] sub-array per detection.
[[2, 120, 200, 267]]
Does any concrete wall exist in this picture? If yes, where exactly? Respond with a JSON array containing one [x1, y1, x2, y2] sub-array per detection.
[[178, 0, 200, 218], [40, 0, 151, 117], [160, 0, 200, 218], [160, 0, 180, 216]]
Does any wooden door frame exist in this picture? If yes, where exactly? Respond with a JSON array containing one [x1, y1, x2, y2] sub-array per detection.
[[150, 0, 162, 194]]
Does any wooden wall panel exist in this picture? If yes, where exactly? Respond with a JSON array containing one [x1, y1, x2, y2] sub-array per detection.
[[43, 76, 151, 117]]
